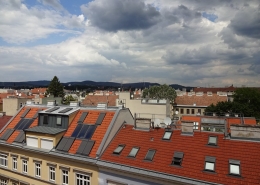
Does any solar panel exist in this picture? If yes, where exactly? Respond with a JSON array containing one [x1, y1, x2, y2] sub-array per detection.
[[20, 108, 31, 118], [76, 140, 88, 154], [21, 119, 34, 130], [58, 108, 73, 113], [82, 140, 95, 156], [84, 125, 97, 139], [56, 137, 68, 151], [78, 125, 89, 138], [71, 124, 83, 137], [14, 131, 25, 143], [0, 129, 14, 140], [62, 138, 74, 152], [95, 113, 106, 125], [14, 119, 27, 130], [45, 107, 60, 113], [78, 112, 88, 123]]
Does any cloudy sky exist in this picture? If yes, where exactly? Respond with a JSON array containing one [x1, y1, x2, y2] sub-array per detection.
[[0, 0, 260, 87]]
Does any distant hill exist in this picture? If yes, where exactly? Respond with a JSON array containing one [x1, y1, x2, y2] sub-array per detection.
[[0, 80, 194, 91]]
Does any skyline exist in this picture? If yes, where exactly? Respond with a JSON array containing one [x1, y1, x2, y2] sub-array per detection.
[[0, 0, 260, 87]]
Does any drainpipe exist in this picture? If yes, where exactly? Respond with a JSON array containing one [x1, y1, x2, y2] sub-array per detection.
[[134, 113, 136, 128]]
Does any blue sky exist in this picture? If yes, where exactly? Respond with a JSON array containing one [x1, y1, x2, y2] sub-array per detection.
[[0, 0, 260, 87]]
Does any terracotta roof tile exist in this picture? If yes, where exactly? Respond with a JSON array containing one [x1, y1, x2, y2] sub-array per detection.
[[175, 93, 227, 106], [101, 124, 260, 185], [0, 115, 12, 130], [82, 95, 118, 106], [193, 85, 237, 93], [31, 88, 47, 94]]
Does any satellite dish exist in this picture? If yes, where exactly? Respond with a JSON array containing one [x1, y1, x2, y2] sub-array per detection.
[[154, 118, 160, 127], [164, 117, 171, 125]]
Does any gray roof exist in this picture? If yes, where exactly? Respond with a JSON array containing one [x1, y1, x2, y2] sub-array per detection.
[[40, 106, 80, 115], [25, 126, 66, 135]]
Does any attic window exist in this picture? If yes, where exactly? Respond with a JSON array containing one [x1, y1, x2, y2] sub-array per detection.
[[144, 150, 156, 161], [193, 122, 199, 130], [113, 145, 125, 155], [43, 115, 48, 124], [229, 160, 240, 176], [128, 147, 139, 158], [172, 152, 184, 166], [208, 136, 217, 146], [57, 116, 61, 125], [162, 131, 172, 140], [204, 156, 216, 172]]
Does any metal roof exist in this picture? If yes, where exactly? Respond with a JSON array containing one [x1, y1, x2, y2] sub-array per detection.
[[25, 126, 66, 135]]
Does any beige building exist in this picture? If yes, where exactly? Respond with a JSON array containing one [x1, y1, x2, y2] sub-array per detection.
[[3, 97, 32, 116]]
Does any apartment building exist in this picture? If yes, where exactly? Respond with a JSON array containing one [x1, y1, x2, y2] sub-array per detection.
[[0, 103, 134, 185]]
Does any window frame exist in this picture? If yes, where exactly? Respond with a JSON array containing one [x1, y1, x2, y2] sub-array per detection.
[[172, 151, 184, 166], [128, 147, 140, 158], [61, 169, 69, 185], [229, 160, 241, 176], [162, 131, 172, 140], [0, 153, 8, 167], [57, 116, 62, 125], [208, 136, 218, 146], [43, 115, 48, 124], [180, 109, 184, 114], [186, 109, 190, 114], [12, 157, 17, 170], [35, 162, 41, 178], [75, 172, 90, 185], [204, 156, 216, 172], [22, 159, 28, 174], [193, 122, 199, 130], [191, 109, 195, 114], [0, 179, 8, 185], [49, 166, 56, 182], [144, 149, 156, 161], [113, 145, 125, 155]]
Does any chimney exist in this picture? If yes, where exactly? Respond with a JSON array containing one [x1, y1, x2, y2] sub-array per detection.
[[181, 121, 194, 135]]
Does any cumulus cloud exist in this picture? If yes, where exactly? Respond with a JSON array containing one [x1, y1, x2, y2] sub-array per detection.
[[81, 0, 160, 31]]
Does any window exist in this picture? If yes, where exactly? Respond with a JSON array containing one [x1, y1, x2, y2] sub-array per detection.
[[12, 157, 17, 170], [57, 116, 62, 125], [198, 109, 201, 114], [22, 159, 28, 173], [62, 169, 69, 185], [172, 152, 184, 166], [75, 173, 90, 185], [113, 145, 125, 155], [208, 136, 217, 146], [191, 109, 195, 114], [144, 150, 156, 161], [204, 156, 216, 172], [35, 163, 41, 177], [186, 109, 190, 114], [49, 166, 55, 182], [0, 179, 7, 185], [193, 122, 199, 130], [229, 160, 240, 176], [0, 154, 7, 167], [43, 115, 48, 124], [180, 109, 184, 114], [128, 147, 139, 158], [162, 131, 172, 140]]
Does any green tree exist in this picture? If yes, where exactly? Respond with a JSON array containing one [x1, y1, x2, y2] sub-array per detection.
[[142, 84, 176, 103], [205, 88, 260, 119], [46, 76, 65, 98], [63, 95, 77, 105]]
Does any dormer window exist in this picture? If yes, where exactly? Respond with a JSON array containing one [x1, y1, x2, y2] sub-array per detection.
[[208, 136, 217, 146], [163, 131, 172, 140], [113, 145, 125, 155], [57, 116, 61, 125], [43, 115, 48, 124]]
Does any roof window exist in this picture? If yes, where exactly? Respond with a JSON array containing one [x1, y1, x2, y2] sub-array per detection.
[[113, 145, 125, 155], [229, 160, 240, 176], [128, 147, 139, 158], [172, 152, 184, 166], [163, 131, 172, 140], [208, 136, 217, 146], [144, 150, 156, 161], [204, 156, 216, 172]]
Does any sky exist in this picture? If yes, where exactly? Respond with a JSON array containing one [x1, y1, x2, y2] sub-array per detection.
[[0, 0, 260, 87]]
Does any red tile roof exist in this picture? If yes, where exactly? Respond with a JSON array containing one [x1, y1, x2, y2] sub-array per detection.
[[0, 115, 12, 130], [0, 93, 12, 103], [193, 85, 236, 93], [101, 124, 260, 185], [31, 88, 47, 94], [175, 93, 227, 106], [82, 95, 118, 106]]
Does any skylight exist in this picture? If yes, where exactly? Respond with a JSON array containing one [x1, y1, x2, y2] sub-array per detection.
[[144, 150, 156, 161], [208, 136, 217, 146], [113, 145, 125, 155], [172, 152, 184, 166], [204, 156, 216, 172], [128, 147, 139, 158], [163, 131, 172, 140], [229, 160, 241, 176]]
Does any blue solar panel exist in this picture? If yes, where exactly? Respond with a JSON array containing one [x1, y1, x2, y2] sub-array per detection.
[[78, 125, 89, 138], [14, 119, 27, 130], [84, 125, 97, 139], [71, 124, 83, 137], [21, 119, 34, 130]]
